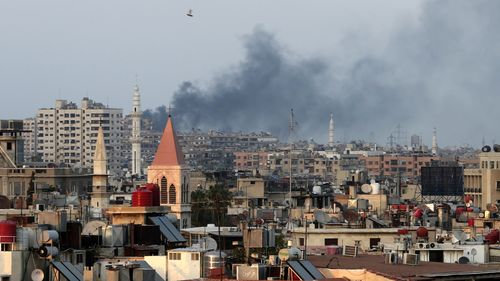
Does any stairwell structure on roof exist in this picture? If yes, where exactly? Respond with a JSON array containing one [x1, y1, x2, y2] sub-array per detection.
[[147, 115, 191, 228]]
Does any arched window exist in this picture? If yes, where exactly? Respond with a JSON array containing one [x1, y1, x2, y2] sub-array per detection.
[[160, 177, 168, 204], [169, 184, 176, 204], [183, 176, 188, 203]]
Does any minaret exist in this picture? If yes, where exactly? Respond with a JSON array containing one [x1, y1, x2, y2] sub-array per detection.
[[328, 113, 335, 148], [431, 127, 438, 155], [131, 85, 142, 175], [91, 125, 109, 208], [147, 114, 191, 228]]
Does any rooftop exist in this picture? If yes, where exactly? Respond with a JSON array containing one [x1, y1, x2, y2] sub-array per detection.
[[308, 254, 500, 280]]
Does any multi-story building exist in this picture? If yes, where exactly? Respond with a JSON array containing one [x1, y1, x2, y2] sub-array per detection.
[[266, 150, 344, 181], [35, 98, 124, 175], [233, 151, 270, 171], [464, 149, 500, 210], [360, 154, 438, 180], [176, 130, 279, 172], [22, 118, 37, 162], [0, 120, 25, 167]]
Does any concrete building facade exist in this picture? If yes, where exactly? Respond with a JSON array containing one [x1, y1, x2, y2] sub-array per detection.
[[22, 118, 37, 162], [35, 98, 124, 175], [360, 154, 438, 179], [464, 150, 500, 209]]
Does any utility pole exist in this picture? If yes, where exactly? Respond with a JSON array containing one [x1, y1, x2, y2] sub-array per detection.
[[304, 217, 308, 260]]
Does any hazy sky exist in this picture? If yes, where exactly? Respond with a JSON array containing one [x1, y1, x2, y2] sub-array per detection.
[[1, 1, 498, 147]]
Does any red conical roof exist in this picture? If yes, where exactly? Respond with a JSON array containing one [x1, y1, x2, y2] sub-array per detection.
[[151, 115, 185, 166]]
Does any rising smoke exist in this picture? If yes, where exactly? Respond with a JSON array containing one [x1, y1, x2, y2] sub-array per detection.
[[155, 0, 500, 146]]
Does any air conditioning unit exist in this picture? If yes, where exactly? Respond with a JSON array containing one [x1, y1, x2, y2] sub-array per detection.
[[403, 253, 419, 265], [429, 242, 438, 249], [343, 245, 358, 257], [384, 252, 398, 264]]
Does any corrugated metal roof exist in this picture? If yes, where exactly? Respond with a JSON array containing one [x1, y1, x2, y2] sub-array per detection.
[[51, 261, 83, 281], [150, 216, 186, 243]]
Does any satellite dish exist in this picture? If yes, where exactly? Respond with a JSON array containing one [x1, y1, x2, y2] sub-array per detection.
[[202, 236, 218, 251], [313, 210, 330, 224], [361, 184, 372, 194], [31, 269, 44, 281], [82, 220, 106, 235]]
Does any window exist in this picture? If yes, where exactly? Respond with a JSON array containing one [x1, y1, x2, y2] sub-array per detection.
[[370, 238, 381, 249], [496, 181, 500, 191], [160, 177, 168, 204], [169, 184, 176, 204], [6, 143, 12, 150], [324, 238, 338, 246], [76, 253, 84, 263], [169, 253, 181, 260], [191, 253, 199, 260], [299, 238, 304, 246]]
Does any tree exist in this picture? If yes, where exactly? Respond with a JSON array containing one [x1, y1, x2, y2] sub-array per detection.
[[191, 188, 208, 227], [190, 184, 233, 227]]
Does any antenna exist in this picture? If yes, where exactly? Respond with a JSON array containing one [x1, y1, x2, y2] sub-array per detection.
[[168, 104, 173, 117]]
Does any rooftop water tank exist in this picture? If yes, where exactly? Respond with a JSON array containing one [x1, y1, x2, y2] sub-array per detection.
[[416, 227, 428, 238], [203, 251, 227, 278], [485, 229, 500, 244], [371, 183, 380, 195], [132, 189, 152, 207], [144, 183, 160, 206], [0, 220, 16, 243]]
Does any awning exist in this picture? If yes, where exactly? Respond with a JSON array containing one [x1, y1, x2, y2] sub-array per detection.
[[149, 216, 186, 243], [287, 260, 324, 281], [51, 261, 83, 281]]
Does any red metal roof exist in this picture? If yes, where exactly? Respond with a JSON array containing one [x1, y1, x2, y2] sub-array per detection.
[[151, 115, 185, 166]]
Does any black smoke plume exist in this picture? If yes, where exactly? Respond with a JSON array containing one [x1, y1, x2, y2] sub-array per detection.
[[158, 1, 500, 146]]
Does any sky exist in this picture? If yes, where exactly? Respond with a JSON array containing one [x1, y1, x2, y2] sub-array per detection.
[[1, 1, 498, 147]]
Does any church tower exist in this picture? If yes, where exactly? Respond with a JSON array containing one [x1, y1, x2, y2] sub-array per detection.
[[131, 85, 142, 175], [147, 115, 191, 228], [91, 126, 110, 208]]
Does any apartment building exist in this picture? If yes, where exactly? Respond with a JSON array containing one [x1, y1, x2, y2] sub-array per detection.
[[464, 149, 500, 210], [35, 98, 124, 175], [360, 154, 438, 179], [22, 118, 37, 162]]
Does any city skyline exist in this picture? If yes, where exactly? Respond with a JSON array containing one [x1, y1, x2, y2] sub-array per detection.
[[2, 1, 499, 146]]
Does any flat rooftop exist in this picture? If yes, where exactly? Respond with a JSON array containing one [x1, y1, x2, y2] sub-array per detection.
[[308, 254, 500, 280]]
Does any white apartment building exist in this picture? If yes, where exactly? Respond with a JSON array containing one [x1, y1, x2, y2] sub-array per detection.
[[36, 98, 124, 175], [22, 117, 37, 162]]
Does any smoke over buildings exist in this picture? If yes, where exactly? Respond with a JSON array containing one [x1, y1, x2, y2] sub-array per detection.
[[154, 0, 500, 146]]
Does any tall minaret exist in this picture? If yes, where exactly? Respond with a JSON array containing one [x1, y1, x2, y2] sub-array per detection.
[[431, 127, 438, 155], [328, 113, 335, 148], [131, 85, 142, 175], [91, 125, 109, 208]]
